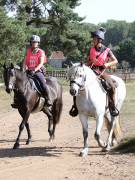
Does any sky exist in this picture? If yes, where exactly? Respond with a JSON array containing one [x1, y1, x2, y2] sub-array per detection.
[[74, 0, 135, 24]]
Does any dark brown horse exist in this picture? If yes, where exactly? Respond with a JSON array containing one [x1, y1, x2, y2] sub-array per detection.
[[3, 63, 63, 149]]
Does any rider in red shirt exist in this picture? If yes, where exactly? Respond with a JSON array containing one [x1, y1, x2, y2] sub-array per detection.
[[12, 35, 52, 110], [87, 27, 119, 116], [69, 28, 119, 117]]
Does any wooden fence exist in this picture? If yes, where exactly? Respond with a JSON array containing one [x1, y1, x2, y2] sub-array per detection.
[[0, 69, 135, 83], [46, 69, 135, 81]]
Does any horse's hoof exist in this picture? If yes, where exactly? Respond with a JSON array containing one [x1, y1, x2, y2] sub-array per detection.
[[79, 148, 88, 157], [98, 141, 107, 148], [26, 139, 32, 145], [79, 152, 87, 157], [13, 143, 20, 149], [49, 135, 55, 142], [112, 139, 118, 146], [102, 145, 110, 152]]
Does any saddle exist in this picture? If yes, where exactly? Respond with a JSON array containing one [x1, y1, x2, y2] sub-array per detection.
[[100, 78, 118, 92], [28, 75, 43, 94]]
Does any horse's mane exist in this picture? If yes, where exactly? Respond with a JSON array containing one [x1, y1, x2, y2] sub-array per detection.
[[68, 63, 97, 81], [14, 67, 28, 81]]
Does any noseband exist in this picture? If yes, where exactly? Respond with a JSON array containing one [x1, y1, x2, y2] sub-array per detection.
[[8, 68, 16, 91], [70, 67, 86, 90]]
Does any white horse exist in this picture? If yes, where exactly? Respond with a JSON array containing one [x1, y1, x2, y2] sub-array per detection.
[[67, 63, 126, 157]]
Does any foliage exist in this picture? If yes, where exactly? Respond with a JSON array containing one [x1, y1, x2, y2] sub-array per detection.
[[0, 8, 26, 63], [0, 1, 135, 70], [116, 39, 135, 67]]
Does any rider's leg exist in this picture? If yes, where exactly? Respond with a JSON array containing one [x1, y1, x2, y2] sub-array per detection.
[[35, 71, 52, 107], [101, 72, 119, 116]]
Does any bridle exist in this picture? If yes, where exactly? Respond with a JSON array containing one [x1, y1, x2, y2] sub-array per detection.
[[6, 67, 16, 91], [69, 66, 86, 91], [6, 67, 29, 94]]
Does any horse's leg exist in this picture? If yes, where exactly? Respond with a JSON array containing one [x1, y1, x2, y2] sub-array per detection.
[[25, 121, 32, 145], [105, 116, 119, 151], [13, 112, 30, 149], [48, 117, 55, 141], [43, 109, 54, 141], [79, 114, 89, 157], [104, 114, 118, 147], [18, 110, 32, 145], [94, 113, 106, 148]]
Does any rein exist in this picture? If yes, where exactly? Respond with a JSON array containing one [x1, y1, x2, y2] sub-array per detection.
[[11, 69, 29, 95], [70, 80, 84, 88], [70, 66, 86, 90]]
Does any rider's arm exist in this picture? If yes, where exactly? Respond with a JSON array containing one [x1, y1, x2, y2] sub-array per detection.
[[34, 51, 45, 72], [86, 48, 97, 66], [104, 51, 118, 68]]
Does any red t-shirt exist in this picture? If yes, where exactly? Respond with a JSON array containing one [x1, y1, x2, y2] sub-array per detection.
[[25, 48, 47, 70]]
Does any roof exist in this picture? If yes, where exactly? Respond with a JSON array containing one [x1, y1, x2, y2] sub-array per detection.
[[50, 51, 66, 60]]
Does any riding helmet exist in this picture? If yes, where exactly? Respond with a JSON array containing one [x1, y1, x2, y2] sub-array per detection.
[[30, 35, 40, 43], [91, 27, 106, 40]]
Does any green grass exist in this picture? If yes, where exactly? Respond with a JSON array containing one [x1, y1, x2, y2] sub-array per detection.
[[121, 81, 135, 115], [113, 137, 135, 153]]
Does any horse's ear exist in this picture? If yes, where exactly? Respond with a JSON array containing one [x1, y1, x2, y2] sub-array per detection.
[[80, 61, 83, 66], [70, 61, 74, 67], [3, 63, 7, 69], [11, 63, 14, 69]]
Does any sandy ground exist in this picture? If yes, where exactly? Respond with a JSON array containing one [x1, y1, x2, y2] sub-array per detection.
[[0, 91, 135, 180]]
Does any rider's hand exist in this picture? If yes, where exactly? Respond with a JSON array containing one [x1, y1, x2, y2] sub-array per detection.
[[103, 63, 109, 68], [30, 70, 35, 76]]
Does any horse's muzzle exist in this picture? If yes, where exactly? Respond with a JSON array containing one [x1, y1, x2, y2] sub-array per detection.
[[6, 88, 11, 94], [6, 83, 13, 93], [70, 89, 77, 96]]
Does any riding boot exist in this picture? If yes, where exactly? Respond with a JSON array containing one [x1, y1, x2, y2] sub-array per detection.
[[42, 85, 53, 111], [108, 91, 119, 117], [103, 73, 119, 117], [69, 96, 78, 117]]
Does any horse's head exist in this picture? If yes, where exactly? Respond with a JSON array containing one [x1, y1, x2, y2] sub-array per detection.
[[3, 63, 16, 93], [67, 62, 86, 96]]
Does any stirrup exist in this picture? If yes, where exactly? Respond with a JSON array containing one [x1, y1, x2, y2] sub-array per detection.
[[44, 106, 52, 117], [69, 105, 78, 117], [11, 103, 18, 109]]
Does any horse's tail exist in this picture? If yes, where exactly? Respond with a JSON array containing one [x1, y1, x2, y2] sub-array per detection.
[[113, 116, 122, 139], [105, 115, 122, 140]]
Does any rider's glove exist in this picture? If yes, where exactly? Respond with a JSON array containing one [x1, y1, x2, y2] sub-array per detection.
[[30, 70, 35, 76]]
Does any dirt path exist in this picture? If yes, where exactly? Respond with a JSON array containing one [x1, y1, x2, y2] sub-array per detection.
[[0, 92, 135, 180]]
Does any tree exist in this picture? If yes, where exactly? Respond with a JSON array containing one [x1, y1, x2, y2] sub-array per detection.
[[116, 39, 135, 67], [101, 20, 129, 46], [1, 0, 89, 61], [0, 7, 27, 64]]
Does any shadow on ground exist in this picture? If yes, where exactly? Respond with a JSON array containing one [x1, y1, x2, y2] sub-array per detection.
[[111, 137, 135, 154]]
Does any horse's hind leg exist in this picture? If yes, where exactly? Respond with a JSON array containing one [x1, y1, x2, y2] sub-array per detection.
[[43, 109, 54, 141], [95, 114, 106, 148], [105, 116, 120, 151], [48, 117, 55, 141], [25, 121, 32, 145], [104, 115, 118, 147], [48, 98, 63, 141], [79, 114, 89, 157]]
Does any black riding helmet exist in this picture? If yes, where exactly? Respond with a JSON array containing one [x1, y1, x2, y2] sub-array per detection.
[[91, 27, 106, 40]]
